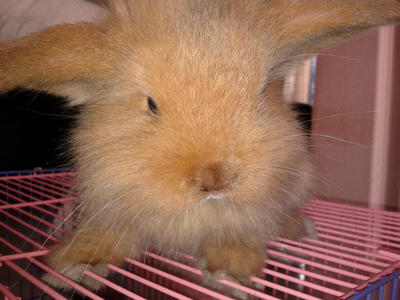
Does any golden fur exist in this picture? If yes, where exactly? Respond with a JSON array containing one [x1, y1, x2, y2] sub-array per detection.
[[1, 0, 400, 290]]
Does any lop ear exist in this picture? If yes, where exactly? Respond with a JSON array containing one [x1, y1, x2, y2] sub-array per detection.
[[0, 23, 113, 105], [265, 0, 400, 78]]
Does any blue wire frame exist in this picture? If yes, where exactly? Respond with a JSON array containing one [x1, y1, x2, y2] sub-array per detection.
[[348, 271, 400, 300]]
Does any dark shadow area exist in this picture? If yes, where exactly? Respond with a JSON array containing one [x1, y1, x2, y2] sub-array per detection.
[[0, 89, 80, 171], [291, 102, 313, 134]]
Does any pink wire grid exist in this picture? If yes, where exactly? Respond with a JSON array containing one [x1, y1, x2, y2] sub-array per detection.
[[0, 171, 399, 299]]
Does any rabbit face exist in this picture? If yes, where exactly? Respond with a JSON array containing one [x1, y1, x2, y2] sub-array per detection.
[[72, 32, 311, 217]]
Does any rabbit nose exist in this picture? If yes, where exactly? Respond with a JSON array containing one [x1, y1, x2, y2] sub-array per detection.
[[196, 162, 238, 193]]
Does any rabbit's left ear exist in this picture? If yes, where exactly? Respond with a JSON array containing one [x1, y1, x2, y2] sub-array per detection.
[[0, 23, 114, 105], [265, 0, 400, 78]]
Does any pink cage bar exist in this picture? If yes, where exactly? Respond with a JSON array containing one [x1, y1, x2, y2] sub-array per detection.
[[0, 170, 399, 300]]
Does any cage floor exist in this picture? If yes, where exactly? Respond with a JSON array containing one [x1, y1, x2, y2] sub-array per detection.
[[0, 171, 399, 300]]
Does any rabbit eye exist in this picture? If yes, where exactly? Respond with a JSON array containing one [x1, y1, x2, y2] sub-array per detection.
[[147, 96, 158, 114]]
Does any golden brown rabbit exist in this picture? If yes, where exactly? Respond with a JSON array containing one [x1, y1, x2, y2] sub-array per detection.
[[1, 0, 399, 291]]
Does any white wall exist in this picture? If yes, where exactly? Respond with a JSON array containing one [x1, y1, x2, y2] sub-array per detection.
[[0, 0, 104, 42]]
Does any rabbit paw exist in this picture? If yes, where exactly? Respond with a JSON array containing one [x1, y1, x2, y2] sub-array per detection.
[[42, 262, 109, 291], [201, 268, 248, 299], [303, 218, 317, 238], [197, 259, 264, 300]]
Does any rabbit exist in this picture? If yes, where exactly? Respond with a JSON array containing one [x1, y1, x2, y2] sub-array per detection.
[[1, 0, 399, 291]]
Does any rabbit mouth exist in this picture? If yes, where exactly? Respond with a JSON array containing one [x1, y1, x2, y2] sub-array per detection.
[[200, 193, 225, 204]]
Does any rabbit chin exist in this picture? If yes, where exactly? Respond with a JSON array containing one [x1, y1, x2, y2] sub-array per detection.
[[136, 195, 276, 255]]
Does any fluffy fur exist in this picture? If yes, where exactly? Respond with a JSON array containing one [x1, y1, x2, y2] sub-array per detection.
[[1, 0, 400, 290]]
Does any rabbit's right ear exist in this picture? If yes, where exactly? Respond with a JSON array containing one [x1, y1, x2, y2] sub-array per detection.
[[0, 23, 114, 105], [263, 0, 400, 78]]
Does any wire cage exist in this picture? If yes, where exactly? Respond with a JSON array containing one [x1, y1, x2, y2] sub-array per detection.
[[0, 170, 399, 300]]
